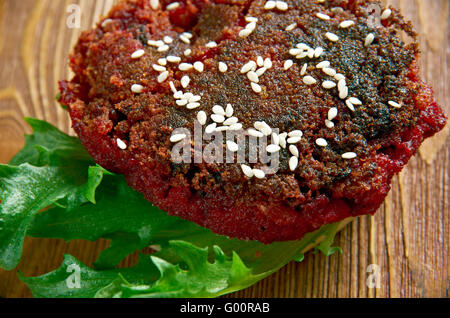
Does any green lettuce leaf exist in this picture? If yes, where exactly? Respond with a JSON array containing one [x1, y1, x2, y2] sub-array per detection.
[[0, 119, 103, 270], [0, 118, 350, 297]]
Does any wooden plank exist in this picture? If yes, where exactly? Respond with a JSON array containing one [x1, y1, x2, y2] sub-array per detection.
[[0, 0, 448, 298]]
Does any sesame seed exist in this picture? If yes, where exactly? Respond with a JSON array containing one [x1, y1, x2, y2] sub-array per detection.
[[325, 119, 335, 128], [316, 138, 328, 147], [157, 44, 170, 52], [257, 56, 264, 67], [183, 93, 194, 100], [267, 144, 281, 153], [322, 67, 337, 76], [285, 23, 297, 31], [131, 84, 144, 93], [157, 71, 169, 83], [158, 58, 167, 66], [176, 99, 188, 106], [173, 91, 183, 99], [245, 17, 258, 23], [166, 2, 180, 10], [328, 107, 338, 121], [296, 43, 310, 50], [239, 29, 252, 38], [179, 35, 190, 44], [197, 111, 207, 125], [289, 48, 302, 56], [150, 0, 159, 10], [303, 76, 317, 85], [334, 73, 345, 81], [255, 121, 272, 136], [381, 8, 392, 20], [241, 61, 257, 74], [339, 20, 355, 28], [337, 79, 346, 90], [365, 33, 375, 47], [206, 41, 218, 48], [184, 49, 192, 56], [253, 169, 266, 179], [289, 145, 299, 157], [307, 48, 315, 58], [251, 82, 262, 93], [325, 32, 339, 42], [211, 114, 225, 123], [279, 134, 287, 148], [163, 36, 173, 44], [167, 55, 181, 63], [189, 95, 201, 103], [225, 104, 234, 117], [150, 40, 164, 47], [348, 97, 362, 105], [314, 47, 324, 58], [152, 64, 166, 72], [215, 126, 229, 132], [181, 75, 190, 88], [229, 123, 243, 131], [322, 80, 336, 89], [300, 63, 308, 76], [218, 62, 228, 73], [227, 140, 239, 152], [287, 136, 302, 144], [170, 133, 186, 143], [264, 58, 273, 69], [212, 105, 226, 116], [194, 61, 204, 72], [169, 81, 177, 94], [342, 152, 357, 159], [182, 32, 193, 39], [276, 1, 288, 11], [247, 71, 259, 83], [223, 117, 239, 126], [288, 130, 303, 137], [248, 128, 264, 138], [345, 99, 355, 111], [256, 67, 267, 76], [272, 132, 280, 146], [388, 101, 402, 108], [264, 1, 276, 10], [316, 13, 331, 20], [241, 164, 254, 178], [179, 63, 193, 71], [246, 21, 257, 31], [205, 123, 217, 134], [101, 19, 113, 28], [296, 52, 308, 59], [284, 60, 293, 70], [339, 86, 348, 99], [116, 138, 127, 149], [131, 49, 145, 59], [289, 156, 298, 171]]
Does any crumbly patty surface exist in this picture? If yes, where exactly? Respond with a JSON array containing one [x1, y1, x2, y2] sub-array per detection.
[[60, 0, 447, 243]]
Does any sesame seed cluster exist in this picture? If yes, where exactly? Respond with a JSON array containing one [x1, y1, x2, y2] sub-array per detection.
[[113, 0, 416, 183]]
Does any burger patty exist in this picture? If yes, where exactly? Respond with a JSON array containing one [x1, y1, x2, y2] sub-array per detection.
[[59, 0, 447, 243]]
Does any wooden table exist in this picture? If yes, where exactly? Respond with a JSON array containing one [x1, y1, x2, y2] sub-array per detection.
[[0, 0, 448, 298]]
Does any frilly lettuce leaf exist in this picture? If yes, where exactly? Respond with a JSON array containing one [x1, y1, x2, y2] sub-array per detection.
[[0, 118, 349, 297]]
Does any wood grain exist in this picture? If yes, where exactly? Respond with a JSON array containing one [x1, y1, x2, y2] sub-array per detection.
[[0, 0, 448, 298]]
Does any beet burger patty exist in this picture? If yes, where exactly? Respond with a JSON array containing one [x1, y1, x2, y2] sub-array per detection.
[[59, 0, 447, 243]]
